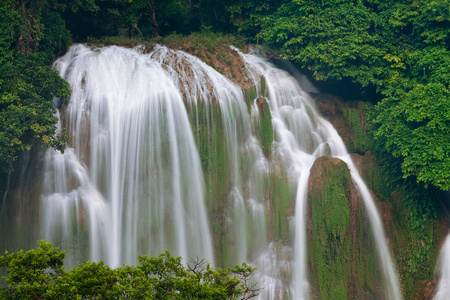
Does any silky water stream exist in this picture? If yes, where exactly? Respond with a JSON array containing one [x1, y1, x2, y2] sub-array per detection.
[[0, 44, 401, 299]]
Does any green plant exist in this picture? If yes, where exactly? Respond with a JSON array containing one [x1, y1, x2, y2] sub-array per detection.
[[0, 241, 260, 299]]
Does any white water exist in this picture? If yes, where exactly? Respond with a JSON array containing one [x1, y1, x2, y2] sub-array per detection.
[[435, 234, 450, 299], [239, 49, 401, 299], [149, 45, 263, 266], [434, 193, 450, 300], [0, 44, 402, 299], [49, 44, 214, 266]]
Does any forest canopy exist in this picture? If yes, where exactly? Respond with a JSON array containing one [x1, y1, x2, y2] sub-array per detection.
[[0, 0, 449, 191], [230, 0, 450, 190]]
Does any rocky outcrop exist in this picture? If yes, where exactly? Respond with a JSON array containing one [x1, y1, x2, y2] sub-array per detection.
[[256, 97, 272, 159], [307, 156, 381, 299], [313, 94, 447, 299]]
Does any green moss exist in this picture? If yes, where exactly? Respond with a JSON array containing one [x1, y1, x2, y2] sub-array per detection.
[[354, 205, 378, 292], [188, 102, 229, 199], [339, 102, 371, 154], [350, 151, 443, 298], [360, 154, 393, 201], [307, 157, 380, 298], [186, 101, 233, 266], [258, 100, 273, 159], [308, 162, 351, 300], [389, 189, 441, 298], [244, 87, 257, 113], [221, 235, 232, 267], [279, 181, 291, 239], [270, 174, 294, 241], [261, 77, 266, 97]]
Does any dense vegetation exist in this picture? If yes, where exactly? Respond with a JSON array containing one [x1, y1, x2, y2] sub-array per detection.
[[0, 241, 258, 299], [230, 0, 450, 191], [0, 0, 72, 175], [1, 0, 448, 191], [0, 0, 448, 297]]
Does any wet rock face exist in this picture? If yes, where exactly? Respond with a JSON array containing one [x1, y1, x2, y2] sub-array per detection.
[[256, 97, 273, 159], [314, 94, 370, 154], [307, 156, 382, 299], [314, 94, 338, 118], [314, 94, 354, 148], [316, 92, 445, 298], [0, 147, 46, 252]]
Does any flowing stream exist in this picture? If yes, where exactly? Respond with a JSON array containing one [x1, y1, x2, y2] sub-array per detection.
[[434, 234, 450, 299], [434, 193, 450, 300], [46, 45, 214, 266], [0, 44, 402, 299], [240, 50, 401, 299]]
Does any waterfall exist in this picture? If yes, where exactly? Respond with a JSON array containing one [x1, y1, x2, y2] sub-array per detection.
[[434, 193, 450, 300], [48, 44, 215, 266], [239, 49, 401, 299], [435, 235, 450, 299], [0, 43, 402, 299]]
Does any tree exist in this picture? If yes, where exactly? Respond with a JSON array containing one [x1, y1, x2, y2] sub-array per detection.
[[0, 0, 71, 174], [229, 0, 450, 190], [148, 0, 159, 37], [0, 241, 260, 299]]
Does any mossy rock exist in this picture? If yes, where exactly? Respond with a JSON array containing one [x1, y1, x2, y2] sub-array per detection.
[[256, 97, 273, 159], [244, 87, 257, 113], [349, 151, 447, 298], [314, 94, 371, 154], [186, 101, 232, 265], [307, 156, 381, 299]]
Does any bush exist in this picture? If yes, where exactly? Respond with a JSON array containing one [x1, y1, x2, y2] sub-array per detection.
[[0, 241, 260, 299]]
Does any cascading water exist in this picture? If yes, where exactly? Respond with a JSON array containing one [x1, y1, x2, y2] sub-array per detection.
[[434, 193, 450, 300], [46, 44, 214, 266], [0, 43, 402, 299], [435, 234, 450, 299], [149, 45, 264, 267], [239, 50, 401, 299]]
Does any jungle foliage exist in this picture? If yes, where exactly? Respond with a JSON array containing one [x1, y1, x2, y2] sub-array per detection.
[[0, 0, 71, 174], [0, 241, 259, 299], [229, 0, 450, 191], [2, 0, 448, 191], [1, 0, 448, 297]]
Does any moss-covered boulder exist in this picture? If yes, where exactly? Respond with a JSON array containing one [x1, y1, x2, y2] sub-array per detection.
[[314, 93, 447, 298], [307, 156, 381, 299]]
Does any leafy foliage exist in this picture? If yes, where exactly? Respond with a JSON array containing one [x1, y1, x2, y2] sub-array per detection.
[[0, 1, 71, 173], [0, 241, 259, 299], [374, 82, 450, 190], [229, 0, 450, 190], [59, 0, 234, 41]]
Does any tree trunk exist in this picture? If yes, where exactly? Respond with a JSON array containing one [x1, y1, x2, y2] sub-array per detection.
[[186, 0, 193, 11], [15, 0, 41, 53], [131, 22, 143, 38], [148, 0, 159, 37]]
